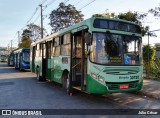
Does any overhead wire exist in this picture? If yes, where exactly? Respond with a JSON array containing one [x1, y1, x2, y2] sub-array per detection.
[[79, 0, 96, 10], [74, 0, 83, 6], [32, 13, 41, 24], [27, 7, 39, 24], [43, 0, 57, 10], [40, 0, 48, 4], [64, 0, 69, 4]]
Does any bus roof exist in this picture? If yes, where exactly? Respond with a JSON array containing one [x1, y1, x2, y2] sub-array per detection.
[[31, 17, 141, 46], [14, 48, 30, 54]]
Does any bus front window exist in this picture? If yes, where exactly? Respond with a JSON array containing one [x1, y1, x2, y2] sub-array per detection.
[[123, 36, 142, 65], [23, 52, 30, 62], [90, 33, 142, 65]]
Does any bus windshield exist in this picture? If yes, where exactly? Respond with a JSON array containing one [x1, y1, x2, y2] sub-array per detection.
[[90, 33, 142, 65], [23, 52, 30, 62]]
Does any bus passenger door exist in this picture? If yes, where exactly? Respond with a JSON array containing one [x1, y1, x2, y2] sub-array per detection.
[[45, 41, 52, 80], [31, 46, 36, 72], [42, 43, 46, 81], [70, 30, 87, 91]]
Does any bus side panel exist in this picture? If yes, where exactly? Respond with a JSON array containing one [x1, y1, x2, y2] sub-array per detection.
[[60, 56, 70, 73], [86, 74, 107, 94], [47, 59, 51, 79], [51, 57, 62, 84], [35, 57, 42, 75], [51, 57, 54, 80]]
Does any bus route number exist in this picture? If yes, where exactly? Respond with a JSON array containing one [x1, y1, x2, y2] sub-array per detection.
[[130, 76, 139, 80]]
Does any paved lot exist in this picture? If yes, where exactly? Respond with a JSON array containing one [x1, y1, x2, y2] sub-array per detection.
[[0, 63, 160, 118]]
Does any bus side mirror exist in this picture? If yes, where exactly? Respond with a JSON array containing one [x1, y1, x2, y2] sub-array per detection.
[[85, 33, 92, 45]]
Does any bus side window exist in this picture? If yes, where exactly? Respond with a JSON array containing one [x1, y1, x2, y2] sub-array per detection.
[[61, 33, 71, 56], [52, 37, 60, 56], [76, 36, 82, 58], [54, 47, 60, 56], [40, 44, 42, 57], [52, 38, 55, 56]]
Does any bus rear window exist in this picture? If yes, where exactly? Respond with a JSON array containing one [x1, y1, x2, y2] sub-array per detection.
[[93, 19, 141, 34]]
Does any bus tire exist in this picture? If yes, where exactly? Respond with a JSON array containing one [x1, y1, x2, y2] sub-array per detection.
[[62, 71, 70, 93]]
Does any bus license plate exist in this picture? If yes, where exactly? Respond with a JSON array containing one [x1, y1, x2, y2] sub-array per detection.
[[120, 84, 129, 89]]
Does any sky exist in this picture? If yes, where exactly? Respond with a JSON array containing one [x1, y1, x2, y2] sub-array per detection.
[[0, 0, 160, 48]]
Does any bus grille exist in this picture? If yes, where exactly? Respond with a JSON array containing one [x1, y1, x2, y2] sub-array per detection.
[[106, 81, 139, 90]]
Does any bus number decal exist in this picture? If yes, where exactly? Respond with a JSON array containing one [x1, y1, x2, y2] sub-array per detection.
[[130, 76, 139, 80]]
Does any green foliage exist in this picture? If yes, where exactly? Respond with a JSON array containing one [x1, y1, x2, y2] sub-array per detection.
[[92, 13, 116, 18], [151, 58, 160, 78], [143, 45, 156, 61], [18, 37, 32, 48], [118, 11, 139, 23], [49, 2, 84, 33], [18, 29, 32, 48], [143, 45, 156, 76]]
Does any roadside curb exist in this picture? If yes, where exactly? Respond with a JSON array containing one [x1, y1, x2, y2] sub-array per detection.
[[134, 90, 160, 100]]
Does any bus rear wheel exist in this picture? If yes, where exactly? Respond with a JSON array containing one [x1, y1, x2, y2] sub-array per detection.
[[62, 71, 70, 94]]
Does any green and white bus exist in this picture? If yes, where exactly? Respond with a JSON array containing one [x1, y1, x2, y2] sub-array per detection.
[[30, 17, 143, 95]]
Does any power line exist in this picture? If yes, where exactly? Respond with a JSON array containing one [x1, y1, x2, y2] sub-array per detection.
[[79, 0, 96, 10], [64, 0, 69, 4], [27, 7, 39, 24], [32, 13, 41, 24], [74, 0, 83, 6], [44, 0, 57, 10], [26, 0, 49, 25], [12, 31, 18, 41], [40, 0, 48, 4]]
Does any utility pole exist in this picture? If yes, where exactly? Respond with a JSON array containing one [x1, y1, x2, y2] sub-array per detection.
[[11, 40, 12, 51], [18, 31, 20, 47], [8, 44, 10, 54], [40, 4, 43, 39]]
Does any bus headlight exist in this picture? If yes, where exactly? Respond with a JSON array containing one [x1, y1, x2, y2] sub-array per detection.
[[98, 75, 105, 83], [90, 72, 105, 83], [90, 72, 97, 79]]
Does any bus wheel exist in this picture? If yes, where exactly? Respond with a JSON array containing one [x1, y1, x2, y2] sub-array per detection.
[[62, 72, 70, 93]]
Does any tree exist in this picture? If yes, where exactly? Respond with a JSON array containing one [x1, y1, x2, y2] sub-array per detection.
[[92, 13, 116, 18], [143, 45, 156, 76], [49, 2, 84, 33], [18, 29, 32, 48], [27, 23, 48, 41], [21, 29, 32, 38], [149, 4, 160, 17]]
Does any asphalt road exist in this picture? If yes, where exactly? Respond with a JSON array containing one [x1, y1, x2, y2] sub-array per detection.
[[0, 63, 160, 118]]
